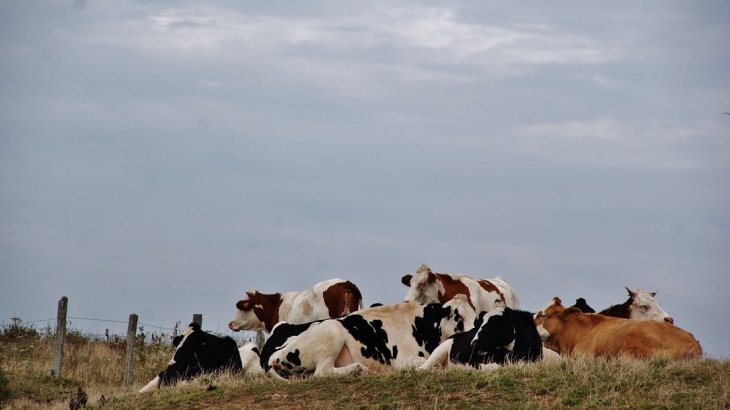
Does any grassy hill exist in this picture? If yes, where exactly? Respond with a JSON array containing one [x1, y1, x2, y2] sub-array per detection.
[[1, 322, 728, 409]]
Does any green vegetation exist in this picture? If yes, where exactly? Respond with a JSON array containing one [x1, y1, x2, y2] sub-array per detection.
[[1, 321, 728, 409]]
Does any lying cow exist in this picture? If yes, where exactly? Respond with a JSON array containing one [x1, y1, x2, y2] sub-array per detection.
[[265, 294, 477, 379], [139, 323, 261, 393], [535, 297, 701, 359], [401, 264, 519, 314], [418, 301, 543, 371], [599, 287, 673, 323], [229, 278, 364, 333]]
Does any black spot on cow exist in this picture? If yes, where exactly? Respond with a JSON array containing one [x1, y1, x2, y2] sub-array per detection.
[[155, 322, 242, 388], [286, 349, 302, 367], [339, 315, 394, 364], [571, 298, 596, 314], [418, 351, 425, 358], [411, 303, 450, 354]]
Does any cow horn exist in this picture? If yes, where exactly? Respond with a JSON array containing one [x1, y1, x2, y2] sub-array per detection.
[[625, 286, 637, 297], [246, 288, 257, 297], [650, 290, 657, 297]]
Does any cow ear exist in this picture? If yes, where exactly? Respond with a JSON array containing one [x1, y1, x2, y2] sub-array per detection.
[[427, 271, 437, 284], [236, 300, 250, 311], [650, 290, 657, 297], [401, 275, 412, 287]]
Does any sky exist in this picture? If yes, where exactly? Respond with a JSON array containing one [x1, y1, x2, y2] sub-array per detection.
[[1, 1, 729, 358]]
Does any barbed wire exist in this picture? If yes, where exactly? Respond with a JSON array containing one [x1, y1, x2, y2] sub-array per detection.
[[17, 318, 56, 325], [5, 316, 178, 333], [67, 316, 129, 324]]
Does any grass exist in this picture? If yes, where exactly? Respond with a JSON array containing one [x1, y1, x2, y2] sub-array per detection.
[[1, 321, 728, 409]]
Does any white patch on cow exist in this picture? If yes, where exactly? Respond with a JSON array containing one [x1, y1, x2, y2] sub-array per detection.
[[534, 297, 559, 320], [505, 338, 515, 352], [239, 342, 264, 375], [627, 288, 673, 323], [536, 323, 550, 341], [138, 375, 161, 393]]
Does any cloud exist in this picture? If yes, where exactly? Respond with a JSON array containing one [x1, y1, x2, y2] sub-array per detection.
[[516, 117, 730, 169]]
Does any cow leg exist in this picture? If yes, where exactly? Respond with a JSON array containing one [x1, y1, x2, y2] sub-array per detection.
[[417, 339, 454, 371], [138, 375, 161, 393], [331, 363, 368, 376]]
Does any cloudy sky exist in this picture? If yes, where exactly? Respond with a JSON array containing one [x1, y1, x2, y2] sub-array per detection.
[[1, 1, 728, 357]]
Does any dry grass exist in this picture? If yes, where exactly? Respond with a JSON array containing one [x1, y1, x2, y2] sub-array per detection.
[[1, 322, 729, 409]]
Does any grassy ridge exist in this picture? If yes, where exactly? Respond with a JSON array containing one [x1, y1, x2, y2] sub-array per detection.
[[1, 323, 728, 409]]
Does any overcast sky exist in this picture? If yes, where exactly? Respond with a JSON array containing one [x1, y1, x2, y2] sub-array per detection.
[[1, 1, 729, 358]]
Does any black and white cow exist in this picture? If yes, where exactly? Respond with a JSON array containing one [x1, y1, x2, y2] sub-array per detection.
[[139, 323, 261, 393], [418, 301, 543, 370], [264, 294, 476, 379]]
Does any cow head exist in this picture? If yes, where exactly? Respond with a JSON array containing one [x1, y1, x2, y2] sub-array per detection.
[[229, 289, 270, 332], [472, 300, 517, 360], [534, 297, 584, 354], [625, 287, 673, 324], [439, 294, 477, 339], [401, 264, 445, 305]]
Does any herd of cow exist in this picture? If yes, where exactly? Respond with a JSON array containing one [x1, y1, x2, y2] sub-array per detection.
[[138, 264, 702, 392]]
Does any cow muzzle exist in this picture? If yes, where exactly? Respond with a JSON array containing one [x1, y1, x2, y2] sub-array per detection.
[[664, 317, 674, 325]]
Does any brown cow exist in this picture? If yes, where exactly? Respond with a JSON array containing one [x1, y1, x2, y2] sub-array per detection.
[[535, 297, 701, 359], [229, 278, 364, 333]]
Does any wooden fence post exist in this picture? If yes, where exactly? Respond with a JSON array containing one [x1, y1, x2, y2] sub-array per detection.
[[49, 296, 68, 377], [124, 314, 138, 386], [255, 331, 265, 351], [192, 314, 202, 327]]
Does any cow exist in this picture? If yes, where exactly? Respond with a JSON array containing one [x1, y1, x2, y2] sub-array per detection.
[[401, 264, 519, 315], [534, 288, 672, 324], [599, 287, 673, 323], [229, 278, 364, 333], [418, 300, 543, 371], [264, 294, 477, 379], [534, 297, 701, 359], [139, 322, 261, 393], [570, 298, 595, 313]]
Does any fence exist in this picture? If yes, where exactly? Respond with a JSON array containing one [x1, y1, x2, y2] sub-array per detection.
[[29, 296, 266, 386]]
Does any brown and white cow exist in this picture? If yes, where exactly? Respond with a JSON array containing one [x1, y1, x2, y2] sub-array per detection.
[[401, 264, 519, 314], [228, 278, 364, 333], [535, 297, 701, 359]]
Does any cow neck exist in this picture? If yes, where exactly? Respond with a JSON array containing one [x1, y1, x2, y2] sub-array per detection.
[[435, 274, 475, 310], [598, 298, 631, 318], [255, 293, 284, 333], [558, 313, 611, 354]]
